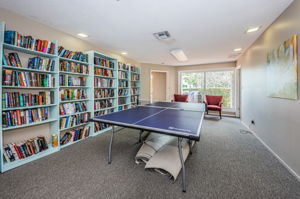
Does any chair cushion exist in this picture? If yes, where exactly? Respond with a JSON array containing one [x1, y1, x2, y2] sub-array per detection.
[[207, 105, 221, 111]]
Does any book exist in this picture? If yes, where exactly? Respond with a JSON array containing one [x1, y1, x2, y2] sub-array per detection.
[[95, 68, 114, 77], [94, 78, 114, 88], [60, 60, 89, 74], [94, 57, 114, 68], [59, 102, 87, 115], [59, 75, 86, 87], [60, 89, 87, 101], [94, 99, 113, 110], [60, 126, 90, 145], [58, 46, 88, 62], [59, 113, 90, 129], [94, 88, 115, 99], [118, 62, 129, 71]]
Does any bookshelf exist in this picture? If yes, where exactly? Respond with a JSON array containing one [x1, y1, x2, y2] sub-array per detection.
[[118, 62, 131, 111], [130, 65, 141, 106], [0, 21, 60, 172], [0, 21, 142, 172], [87, 51, 118, 136], [58, 53, 92, 148]]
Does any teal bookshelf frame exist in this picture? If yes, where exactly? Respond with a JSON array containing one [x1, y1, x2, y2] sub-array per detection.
[[0, 21, 60, 172], [0, 21, 141, 172], [87, 51, 118, 136], [130, 65, 141, 106]]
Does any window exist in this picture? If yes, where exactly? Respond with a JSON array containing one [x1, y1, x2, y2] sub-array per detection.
[[180, 69, 235, 110]]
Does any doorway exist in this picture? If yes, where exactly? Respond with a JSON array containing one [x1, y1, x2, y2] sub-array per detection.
[[150, 71, 167, 102]]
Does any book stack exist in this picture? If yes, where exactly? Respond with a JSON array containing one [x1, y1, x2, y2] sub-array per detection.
[[3, 136, 48, 163], [2, 70, 55, 87], [95, 68, 114, 77], [131, 73, 140, 81], [94, 89, 115, 99], [131, 88, 139, 95], [94, 78, 114, 88], [60, 89, 87, 101], [118, 98, 127, 105], [60, 113, 90, 129], [59, 102, 87, 115], [4, 30, 55, 54], [118, 62, 129, 71], [2, 107, 50, 128], [58, 46, 88, 62], [94, 57, 114, 68], [2, 52, 22, 67], [95, 122, 110, 132], [2, 91, 54, 108], [59, 75, 86, 87], [118, 89, 129, 97], [131, 81, 139, 87], [118, 105, 129, 111], [60, 126, 90, 145], [130, 65, 139, 73], [94, 108, 115, 116], [59, 60, 89, 74], [94, 99, 113, 110], [118, 80, 128, 88], [131, 95, 139, 104], [118, 71, 128, 79]]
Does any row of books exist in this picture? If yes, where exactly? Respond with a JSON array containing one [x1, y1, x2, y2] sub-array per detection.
[[3, 136, 48, 163], [131, 95, 139, 104], [59, 75, 86, 87], [119, 89, 129, 96], [60, 126, 90, 145], [60, 89, 87, 101], [4, 30, 55, 54], [60, 60, 89, 74], [2, 70, 55, 87], [131, 66, 139, 73], [118, 62, 129, 71], [95, 89, 115, 99], [118, 71, 128, 79], [59, 102, 87, 115], [95, 123, 110, 132], [94, 78, 114, 88], [118, 80, 129, 88], [131, 81, 139, 87], [2, 91, 54, 109], [94, 108, 115, 116], [131, 73, 140, 81], [60, 113, 89, 129], [118, 105, 129, 111], [58, 46, 88, 62], [118, 98, 128, 105], [2, 107, 50, 128], [131, 88, 139, 95], [94, 99, 113, 110], [95, 68, 114, 77], [94, 57, 114, 68]]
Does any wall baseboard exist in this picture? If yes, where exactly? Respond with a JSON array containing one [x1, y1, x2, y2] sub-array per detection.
[[241, 121, 300, 182]]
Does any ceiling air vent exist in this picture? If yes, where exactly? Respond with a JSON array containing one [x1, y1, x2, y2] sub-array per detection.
[[153, 31, 171, 40]]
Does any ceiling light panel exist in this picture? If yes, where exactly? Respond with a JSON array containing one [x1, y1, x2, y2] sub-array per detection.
[[169, 49, 188, 62]]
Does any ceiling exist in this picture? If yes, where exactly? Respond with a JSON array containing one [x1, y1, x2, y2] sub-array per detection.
[[0, 0, 294, 66]]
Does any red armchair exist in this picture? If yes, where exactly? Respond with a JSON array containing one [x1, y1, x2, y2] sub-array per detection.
[[172, 94, 188, 102], [204, 95, 223, 119]]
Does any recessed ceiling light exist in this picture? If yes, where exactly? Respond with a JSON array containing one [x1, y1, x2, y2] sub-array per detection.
[[121, 52, 127, 55], [170, 49, 188, 62], [77, 33, 88, 38], [246, 26, 260, 33], [233, 48, 242, 52]]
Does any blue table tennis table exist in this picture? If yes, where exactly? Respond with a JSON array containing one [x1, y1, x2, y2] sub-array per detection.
[[90, 101, 205, 192]]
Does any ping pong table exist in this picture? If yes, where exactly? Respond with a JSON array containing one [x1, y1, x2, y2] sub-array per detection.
[[90, 101, 205, 192]]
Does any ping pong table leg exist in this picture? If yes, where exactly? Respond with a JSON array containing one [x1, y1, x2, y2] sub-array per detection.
[[178, 137, 186, 192], [188, 140, 192, 155], [108, 125, 115, 164], [139, 130, 144, 143]]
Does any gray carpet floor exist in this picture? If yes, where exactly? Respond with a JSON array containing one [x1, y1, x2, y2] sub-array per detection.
[[0, 117, 300, 199]]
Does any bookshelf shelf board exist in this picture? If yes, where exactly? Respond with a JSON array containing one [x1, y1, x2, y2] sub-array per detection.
[[118, 69, 129, 72], [118, 103, 131, 107], [118, 78, 129, 81], [2, 66, 56, 74], [60, 99, 89, 103], [59, 86, 88, 88], [94, 106, 116, 112], [60, 137, 89, 149], [118, 95, 130, 98], [94, 127, 112, 136], [118, 87, 129, 89], [59, 71, 89, 76], [3, 43, 57, 58], [59, 56, 89, 65], [94, 65, 114, 70], [131, 94, 141, 96], [2, 146, 60, 172], [131, 71, 140, 74], [2, 118, 57, 131], [94, 75, 116, 79], [59, 111, 89, 118], [60, 123, 88, 131], [95, 87, 116, 89], [2, 86, 57, 89], [3, 104, 56, 111], [94, 97, 116, 100]]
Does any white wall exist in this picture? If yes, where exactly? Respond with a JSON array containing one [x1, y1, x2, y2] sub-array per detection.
[[237, 0, 300, 178]]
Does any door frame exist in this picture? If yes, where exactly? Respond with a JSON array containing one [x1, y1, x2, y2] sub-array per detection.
[[150, 70, 169, 103]]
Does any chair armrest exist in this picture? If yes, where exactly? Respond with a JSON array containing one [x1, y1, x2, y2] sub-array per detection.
[[219, 101, 223, 107], [204, 100, 207, 105]]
